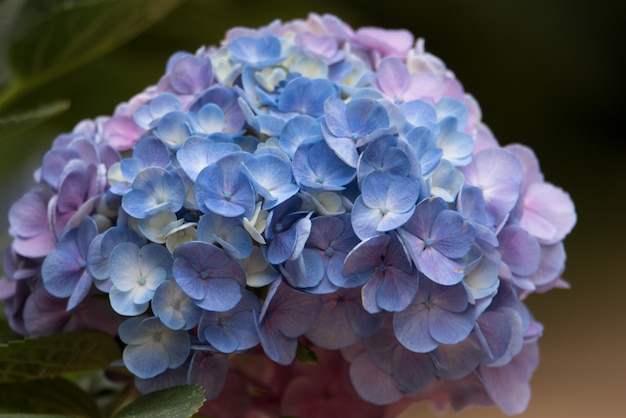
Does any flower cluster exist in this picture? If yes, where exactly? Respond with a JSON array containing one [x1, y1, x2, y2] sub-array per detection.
[[1, 13, 576, 417]]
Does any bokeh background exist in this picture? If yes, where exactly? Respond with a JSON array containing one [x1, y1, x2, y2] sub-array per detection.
[[0, 0, 624, 417]]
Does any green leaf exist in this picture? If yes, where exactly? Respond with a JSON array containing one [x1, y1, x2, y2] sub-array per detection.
[[296, 342, 318, 365], [0, 0, 27, 87], [0, 331, 121, 383], [0, 414, 79, 418], [0, 377, 102, 417], [113, 385, 206, 418], [0, 99, 70, 140], [0, 320, 23, 344], [0, 0, 186, 110], [8, 0, 186, 81]]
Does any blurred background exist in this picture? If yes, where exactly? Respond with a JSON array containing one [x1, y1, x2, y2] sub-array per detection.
[[0, 0, 623, 417]]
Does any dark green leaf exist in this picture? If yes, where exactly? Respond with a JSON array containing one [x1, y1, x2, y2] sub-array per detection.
[[0, 377, 101, 417], [0, 99, 70, 140], [0, 331, 121, 383], [0, 320, 23, 344], [296, 342, 318, 365], [113, 385, 205, 418], [0, 414, 78, 418], [0, 0, 27, 86], [8, 0, 186, 82], [0, 0, 185, 111]]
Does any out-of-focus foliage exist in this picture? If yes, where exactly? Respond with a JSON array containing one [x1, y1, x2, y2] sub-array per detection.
[[0, 377, 102, 416], [0, 0, 186, 137]]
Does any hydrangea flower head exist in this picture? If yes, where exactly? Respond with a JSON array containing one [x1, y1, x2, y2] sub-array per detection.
[[1, 13, 576, 417]]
